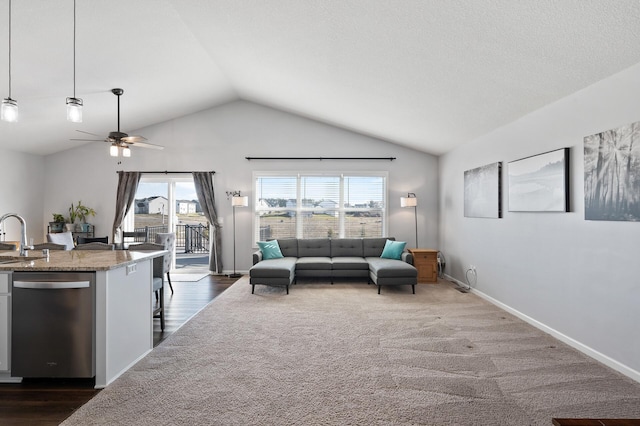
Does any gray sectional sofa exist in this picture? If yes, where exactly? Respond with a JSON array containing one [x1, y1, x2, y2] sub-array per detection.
[[250, 237, 418, 294]]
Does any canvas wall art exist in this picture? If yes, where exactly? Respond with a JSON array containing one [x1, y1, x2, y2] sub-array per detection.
[[508, 148, 570, 212], [464, 162, 502, 218], [584, 120, 640, 221]]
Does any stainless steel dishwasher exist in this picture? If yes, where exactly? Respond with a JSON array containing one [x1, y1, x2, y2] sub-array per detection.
[[11, 271, 95, 378]]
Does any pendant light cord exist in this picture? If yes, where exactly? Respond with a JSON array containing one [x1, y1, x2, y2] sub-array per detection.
[[7, 0, 12, 99], [73, 0, 76, 98]]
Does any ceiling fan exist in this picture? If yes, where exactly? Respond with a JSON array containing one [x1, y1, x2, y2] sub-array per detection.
[[71, 88, 163, 156]]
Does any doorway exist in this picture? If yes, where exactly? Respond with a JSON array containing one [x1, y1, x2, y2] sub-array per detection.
[[124, 176, 210, 272]]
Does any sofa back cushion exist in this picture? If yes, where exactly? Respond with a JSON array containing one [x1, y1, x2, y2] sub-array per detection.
[[330, 238, 363, 257], [298, 238, 330, 257], [276, 238, 298, 258], [363, 237, 395, 257]]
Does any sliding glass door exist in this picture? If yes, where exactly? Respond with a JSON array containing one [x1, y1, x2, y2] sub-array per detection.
[[124, 176, 210, 269]]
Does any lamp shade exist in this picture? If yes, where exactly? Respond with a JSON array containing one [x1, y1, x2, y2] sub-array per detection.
[[232, 195, 249, 207], [400, 196, 417, 207], [109, 144, 119, 157], [66, 97, 83, 123], [1, 98, 18, 122]]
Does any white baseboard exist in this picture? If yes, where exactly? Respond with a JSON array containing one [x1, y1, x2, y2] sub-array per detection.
[[443, 274, 640, 384], [97, 348, 152, 389]]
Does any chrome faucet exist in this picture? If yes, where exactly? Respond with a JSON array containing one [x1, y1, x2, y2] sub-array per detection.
[[0, 213, 33, 256]]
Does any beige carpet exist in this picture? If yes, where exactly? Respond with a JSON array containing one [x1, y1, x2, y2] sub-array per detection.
[[62, 278, 640, 425]]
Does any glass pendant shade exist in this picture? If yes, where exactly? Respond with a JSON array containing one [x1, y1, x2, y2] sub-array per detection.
[[109, 144, 119, 157], [122, 146, 131, 157], [1, 98, 18, 122], [66, 97, 83, 123]]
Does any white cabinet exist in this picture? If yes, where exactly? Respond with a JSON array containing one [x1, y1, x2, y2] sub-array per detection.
[[0, 273, 10, 372]]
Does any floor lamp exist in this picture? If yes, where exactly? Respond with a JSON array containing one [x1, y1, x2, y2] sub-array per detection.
[[228, 191, 248, 278], [400, 193, 418, 248]]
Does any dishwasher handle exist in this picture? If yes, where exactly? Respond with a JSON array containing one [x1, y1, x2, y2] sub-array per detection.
[[13, 280, 91, 290]]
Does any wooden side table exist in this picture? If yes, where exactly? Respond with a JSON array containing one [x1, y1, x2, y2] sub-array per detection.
[[408, 249, 438, 283]]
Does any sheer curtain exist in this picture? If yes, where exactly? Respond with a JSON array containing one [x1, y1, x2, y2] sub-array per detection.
[[111, 171, 141, 244], [192, 172, 223, 273]]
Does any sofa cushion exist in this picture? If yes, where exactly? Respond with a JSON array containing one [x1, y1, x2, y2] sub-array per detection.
[[366, 257, 417, 278], [257, 240, 284, 259], [363, 237, 394, 257], [298, 238, 330, 257], [250, 257, 297, 278], [296, 257, 332, 270], [331, 257, 369, 270], [277, 238, 298, 258], [330, 238, 363, 257], [380, 240, 406, 260]]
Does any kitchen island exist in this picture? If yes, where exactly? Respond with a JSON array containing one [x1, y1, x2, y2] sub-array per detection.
[[0, 249, 165, 388]]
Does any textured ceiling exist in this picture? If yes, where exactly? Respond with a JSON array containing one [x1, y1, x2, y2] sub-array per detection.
[[1, 0, 639, 156]]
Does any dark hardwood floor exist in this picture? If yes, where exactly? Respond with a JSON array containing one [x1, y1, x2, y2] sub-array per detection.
[[0, 273, 238, 426]]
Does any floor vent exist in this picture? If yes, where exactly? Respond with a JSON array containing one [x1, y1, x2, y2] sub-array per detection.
[[455, 286, 469, 293]]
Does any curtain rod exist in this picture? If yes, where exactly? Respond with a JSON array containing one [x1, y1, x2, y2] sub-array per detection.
[[245, 156, 396, 161], [116, 171, 216, 174]]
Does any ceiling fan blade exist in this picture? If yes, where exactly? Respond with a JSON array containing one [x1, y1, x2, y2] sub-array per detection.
[[75, 129, 103, 138], [121, 135, 147, 143], [129, 141, 164, 150], [70, 138, 106, 142]]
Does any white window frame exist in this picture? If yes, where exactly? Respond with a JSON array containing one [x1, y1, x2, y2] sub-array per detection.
[[253, 171, 388, 244]]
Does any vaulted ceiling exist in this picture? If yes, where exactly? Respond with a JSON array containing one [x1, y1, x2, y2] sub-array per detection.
[[1, 0, 640, 156]]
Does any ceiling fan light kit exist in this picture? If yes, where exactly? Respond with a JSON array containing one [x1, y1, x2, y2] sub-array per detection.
[[2, 0, 17, 123]]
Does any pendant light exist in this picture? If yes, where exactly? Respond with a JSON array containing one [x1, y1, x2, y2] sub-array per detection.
[[66, 0, 82, 122], [1, 0, 18, 123]]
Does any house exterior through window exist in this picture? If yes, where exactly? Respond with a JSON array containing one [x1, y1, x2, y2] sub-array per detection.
[[254, 172, 387, 244]]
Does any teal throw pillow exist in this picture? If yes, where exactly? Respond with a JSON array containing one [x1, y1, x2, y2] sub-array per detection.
[[380, 239, 406, 260], [257, 240, 284, 260]]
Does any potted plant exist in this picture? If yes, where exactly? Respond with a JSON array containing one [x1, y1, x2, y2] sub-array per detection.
[[69, 201, 96, 232], [49, 213, 66, 233]]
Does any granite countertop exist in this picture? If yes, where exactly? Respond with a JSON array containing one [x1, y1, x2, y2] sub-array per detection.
[[0, 249, 166, 272]]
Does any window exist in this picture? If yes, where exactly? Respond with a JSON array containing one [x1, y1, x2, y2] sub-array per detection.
[[254, 172, 387, 243]]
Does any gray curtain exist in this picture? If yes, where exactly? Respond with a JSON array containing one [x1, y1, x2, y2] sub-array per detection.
[[192, 172, 223, 274], [111, 171, 141, 244]]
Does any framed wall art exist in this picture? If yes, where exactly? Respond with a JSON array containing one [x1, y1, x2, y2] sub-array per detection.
[[584, 120, 640, 221], [508, 148, 570, 212], [464, 162, 502, 218]]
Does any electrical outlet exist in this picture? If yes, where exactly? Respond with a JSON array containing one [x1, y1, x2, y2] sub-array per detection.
[[469, 264, 476, 273], [126, 264, 137, 275]]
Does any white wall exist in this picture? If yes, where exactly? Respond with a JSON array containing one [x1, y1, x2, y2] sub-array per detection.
[[439, 62, 640, 379], [0, 148, 44, 244], [43, 100, 439, 272]]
